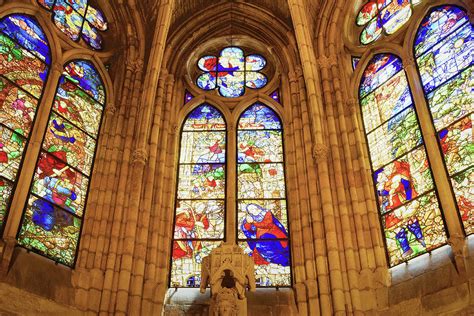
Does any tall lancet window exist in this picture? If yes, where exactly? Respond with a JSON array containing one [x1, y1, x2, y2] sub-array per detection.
[[171, 105, 226, 287], [237, 103, 291, 287], [0, 14, 51, 233], [359, 54, 448, 266], [414, 5, 473, 235]]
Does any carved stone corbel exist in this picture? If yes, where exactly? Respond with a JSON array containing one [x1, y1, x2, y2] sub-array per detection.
[[312, 143, 329, 163], [132, 147, 148, 165]]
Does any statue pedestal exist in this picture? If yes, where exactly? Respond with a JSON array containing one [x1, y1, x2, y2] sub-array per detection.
[[200, 243, 256, 316]]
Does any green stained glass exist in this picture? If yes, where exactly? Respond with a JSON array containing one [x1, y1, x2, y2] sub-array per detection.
[[17, 196, 81, 266], [367, 106, 422, 170], [238, 130, 283, 163], [383, 192, 447, 266], [177, 164, 225, 200], [451, 167, 473, 235], [238, 163, 286, 199], [0, 178, 13, 229]]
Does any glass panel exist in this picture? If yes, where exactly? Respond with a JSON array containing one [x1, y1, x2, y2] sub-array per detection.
[[0, 125, 26, 182], [380, 0, 412, 35], [356, 1, 378, 26], [359, 54, 403, 98], [183, 105, 226, 131], [177, 164, 225, 200], [0, 178, 13, 228], [352, 57, 361, 70], [218, 47, 244, 72], [68, 0, 88, 15], [55, 77, 104, 137], [361, 71, 412, 133], [53, 1, 83, 41], [417, 22, 472, 94], [171, 241, 221, 287], [245, 55, 266, 71], [179, 131, 226, 164], [237, 200, 288, 239], [238, 104, 282, 130], [198, 56, 217, 72], [360, 17, 382, 45], [43, 113, 96, 175], [31, 152, 89, 217], [217, 71, 244, 98], [238, 130, 283, 163], [81, 21, 103, 50], [174, 200, 224, 240], [239, 241, 291, 287], [245, 72, 267, 89], [451, 167, 473, 235], [367, 106, 422, 170], [426, 67, 473, 131], [414, 6, 469, 57], [85, 5, 108, 31], [64, 60, 106, 104], [238, 163, 286, 199], [0, 34, 49, 99], [38, 0, 55, 10], [383, 192, 447, 266], [17, 196, 81, 266], [438, 114, 473, 175], [196, 72, 216, 90], [0, 14, 51, 64], [374, 147, 434, 214], [0, 77, 38, 137]]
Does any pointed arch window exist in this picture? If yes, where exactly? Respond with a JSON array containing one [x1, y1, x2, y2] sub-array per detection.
[[414, 5, 473, 234], [0, 14, 51, 233], [171, 105, 226, 287], [237, 103, 291, 287], [359, 53, 448, 266], [17, 60, 106, 267]]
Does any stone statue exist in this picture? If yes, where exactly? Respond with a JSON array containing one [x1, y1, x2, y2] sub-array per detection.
[[200, 243, 256, 316]]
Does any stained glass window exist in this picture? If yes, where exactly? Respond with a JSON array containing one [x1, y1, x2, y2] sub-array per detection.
[[196, 47, 268, 98], [359, 53, 448, 266], [352, 57, 361, 70], [356, 0, 422, 45], [37, 0, 108, 50], [237, 103, 291, 286], [17, 60, 106, 266], [0, 14, 50, 233], [270, 90, 280, 103], [171, 105, 226, 287], [414, 6, 473, 234]]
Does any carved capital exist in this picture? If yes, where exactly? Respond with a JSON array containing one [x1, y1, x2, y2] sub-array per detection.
[[345, 98, 357, 116], [403, 56, 416, 69], [106, 104, 118, 116], [312, 143, 329, 162], [289, 67, 303, 83], [170, 124, 179, 135], [132, 147, 148, 165], [126, 59, 144, 72], [317, 55, 338, 69]]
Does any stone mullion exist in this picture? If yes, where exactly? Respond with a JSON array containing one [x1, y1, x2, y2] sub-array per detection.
[[0, 62, 62, 271], [404, 60, 467, 272], [295, 70, 328, 316], [286, 70, 310, 316], [98, 61, 143, 314]]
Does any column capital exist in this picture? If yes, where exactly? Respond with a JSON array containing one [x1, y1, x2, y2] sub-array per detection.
[[403, 56, 416, 69], [132, 147, 148, 165], [345, 98, 358, 116], [317, 55, 338, 69], [106, 104, 118, 116], [312, 143, 329, 162]]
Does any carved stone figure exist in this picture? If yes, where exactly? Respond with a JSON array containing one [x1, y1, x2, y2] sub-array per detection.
[[200, 243, 256, 316]]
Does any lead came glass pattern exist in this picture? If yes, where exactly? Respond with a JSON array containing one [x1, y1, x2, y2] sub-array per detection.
[[356, 0, 423, 45], [37, 0, 108, 50], [196, 47, 268, 98], [0, 14, 50, 234], [17, 60, 106, 266], [359, 53, 447, 266], [171, 105, 226, 287], [237, 103, 291, 286], [414, 6, 474, 234]]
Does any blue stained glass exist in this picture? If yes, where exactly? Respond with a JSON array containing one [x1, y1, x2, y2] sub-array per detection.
[[360, 54, 403, 98], [197, 72, 217, 91], [183, 105, 225, 131], [238, 104, 282, 130], [85, 5, 108, 31], [184, 90, 194, 104], [417, 22, 473, 94], [218, 47, 244, 72], [38, 0, 55, 10], [270, 90, 280, 103], [68, 0, 88, 15], [0, 14, 51, 64], [246, 72, 267, 89], [246, 55, 266, 71], [414, 6, 469, 57], [352, 57, 361, 70], [81, 21, 103, 50], [64, 60, 105, 104]]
